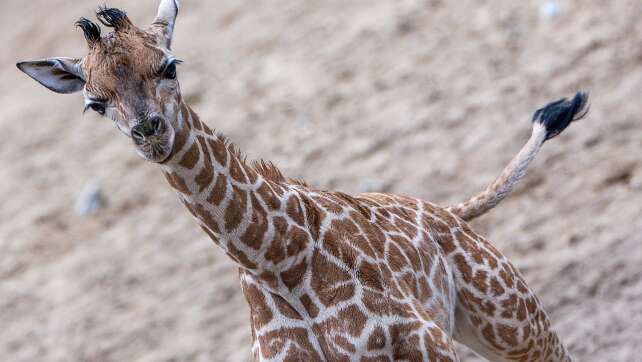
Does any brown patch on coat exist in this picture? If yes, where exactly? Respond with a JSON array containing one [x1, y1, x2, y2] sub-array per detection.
[[163, 171, 190, 194], [300, 293, 319, 318], [337, 305, 367, 337], [178, 141, 200, 169], [229, 155, 247, 183], [453, 253, 473, 284], [387, 243, 407, 272], [311, 195, 343, 214], [302, 195, 323, 240], [500, 293, 518, 319], [264, 217, 288, 265], [286, 195, 305, 226], [273, 294, 303, 320], [280, 259, 307, 291], [257, 328, 321, 360], [226, 242, 256, 269], [473, 270, 489, 294], [362, 290, 390, 316], [239, 193, 268, 250], [257, 271, 279, 290], [333, 335, 356, 353], [244, 283, 273, 328], [170, 122, 189, 158], [193, 203, 220, 234], [389, 322, 424, 361], [224, 185, 246, 232], [367, 326, 387, 350], [497, 323, 519, 347], [490, 277, 505, 297], [206, 173, 227, 206], [194, 136, 214, 192], [323, 232, 358, 271], [208, 137, 228, 167], [358, 260, 384, 292], [188, 107, 202, 130], [286, 225, 308, 257], [310, 251, 354, 307], [257, 182, 281, 210]]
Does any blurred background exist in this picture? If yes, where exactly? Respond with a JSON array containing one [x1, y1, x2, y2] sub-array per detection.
[[1, 0, 641, 361]]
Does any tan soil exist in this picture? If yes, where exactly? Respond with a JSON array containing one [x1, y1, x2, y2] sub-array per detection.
[[1, 0, 641, 361]]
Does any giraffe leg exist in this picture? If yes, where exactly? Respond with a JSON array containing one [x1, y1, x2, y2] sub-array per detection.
[[389, 319, 461, 362], [419, 324, 461, 362], [440, 224, 572, 362], [239, 269, 327, 361]]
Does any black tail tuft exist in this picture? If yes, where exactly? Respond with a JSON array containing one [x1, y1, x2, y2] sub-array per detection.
[[533, 91, 590, 141]]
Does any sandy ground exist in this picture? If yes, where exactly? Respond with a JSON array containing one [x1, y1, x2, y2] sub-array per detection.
[[1, 0, 641, 361]]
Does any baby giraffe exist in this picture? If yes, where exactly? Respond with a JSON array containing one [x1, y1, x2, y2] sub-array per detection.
[[17, 1, 589, 361]]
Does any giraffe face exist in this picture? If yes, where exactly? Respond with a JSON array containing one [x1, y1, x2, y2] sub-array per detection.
[[80, 18, 180, 163], [16, 1, 181, 163]]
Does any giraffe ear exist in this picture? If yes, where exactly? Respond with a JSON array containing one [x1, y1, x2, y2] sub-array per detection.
[[151, 0, 179, 49], [16, 58, 85, 94]]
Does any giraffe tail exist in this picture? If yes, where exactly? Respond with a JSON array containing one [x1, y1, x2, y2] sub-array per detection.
[[447, 92, 590, 221]]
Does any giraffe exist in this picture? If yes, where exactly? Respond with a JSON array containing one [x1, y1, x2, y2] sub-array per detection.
[[16, 2, 590, 361]]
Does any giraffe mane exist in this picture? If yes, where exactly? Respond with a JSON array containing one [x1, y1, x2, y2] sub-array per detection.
[[251, 160, 286, 183], [251, 157, 309, 186], [214, 132, 306, 186]]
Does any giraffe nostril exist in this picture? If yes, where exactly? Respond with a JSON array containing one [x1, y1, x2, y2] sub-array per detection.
[[135, 117, 164, 139], [149, 117, 163, 134], [131, 125, 145, 143]]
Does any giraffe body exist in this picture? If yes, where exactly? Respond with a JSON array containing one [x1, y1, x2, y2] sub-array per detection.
[[17, 1, 588, 361], [160, 103, 574, 362]]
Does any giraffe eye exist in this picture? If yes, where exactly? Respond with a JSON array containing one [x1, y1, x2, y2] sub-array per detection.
[[86, 102, 106, 115], [161, 59, 182, 80], [162, 62, 177, 80]]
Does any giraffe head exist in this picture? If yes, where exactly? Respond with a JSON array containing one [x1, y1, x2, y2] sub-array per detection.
[[17, 1, 182, 163]]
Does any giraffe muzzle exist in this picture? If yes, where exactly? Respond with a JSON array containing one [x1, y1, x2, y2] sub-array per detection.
[[131, 116, 165, 145], [130, 115, 175, 163]]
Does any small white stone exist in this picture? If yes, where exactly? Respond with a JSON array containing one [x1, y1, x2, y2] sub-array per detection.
[[74, 181, 105, 216], [540, 1, 561, 20]]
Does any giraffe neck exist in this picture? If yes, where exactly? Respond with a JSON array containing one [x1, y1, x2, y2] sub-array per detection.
[[158, 101, 299, 273]]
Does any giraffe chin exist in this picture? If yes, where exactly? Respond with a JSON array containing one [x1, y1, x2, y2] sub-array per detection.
[[133, 125, 175, 164]]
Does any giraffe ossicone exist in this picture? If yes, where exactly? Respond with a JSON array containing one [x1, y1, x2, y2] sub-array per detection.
[[17, 1, 589, 361]]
